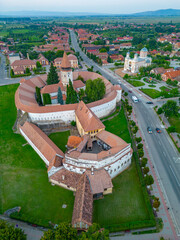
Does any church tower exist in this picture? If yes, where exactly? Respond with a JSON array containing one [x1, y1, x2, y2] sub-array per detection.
[[61, 52, 73, 86]]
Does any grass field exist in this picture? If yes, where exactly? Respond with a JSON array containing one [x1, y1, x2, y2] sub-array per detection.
[[0, 84, 74, 227], [49, 131, 70, 153], [93, 107, 155, 231], [140, 89, 161, 99], [128, 80, 145, 87], [168, 115, 180, 134], [159, 86, 171, 91]]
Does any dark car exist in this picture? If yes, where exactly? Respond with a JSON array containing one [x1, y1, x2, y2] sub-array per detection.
[[146, 101, 153, 104], [128, 90, 132, 93], [147, 127, 152, 134], [156, 128, 161, 133]]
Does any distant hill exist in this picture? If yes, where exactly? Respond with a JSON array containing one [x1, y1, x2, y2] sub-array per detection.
[[0, 9, 180, 17], [132, 8, 180, 16], [0, 11, 106, 17]]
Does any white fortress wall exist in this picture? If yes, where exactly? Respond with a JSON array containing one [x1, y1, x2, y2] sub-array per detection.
[[19, 128, 49, 166], [28, 109, 76, 124], [90, 97, 117, 119]]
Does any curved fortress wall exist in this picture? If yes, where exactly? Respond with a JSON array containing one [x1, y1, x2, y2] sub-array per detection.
[[15, 72, 122, 125]]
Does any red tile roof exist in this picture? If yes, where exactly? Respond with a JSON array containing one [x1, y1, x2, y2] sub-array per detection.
[[73, 80, 85, 89], [20, 122, 64, 164], [75, 101, 105, 132], [72, 174, 93, 228], [61, 52, 71, 69]]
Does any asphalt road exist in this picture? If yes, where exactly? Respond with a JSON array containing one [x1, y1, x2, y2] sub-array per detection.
[[70, 30, 180, 235]]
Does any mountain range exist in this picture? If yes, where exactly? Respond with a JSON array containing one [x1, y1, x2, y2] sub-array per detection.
[[0, 9, 180, 17]]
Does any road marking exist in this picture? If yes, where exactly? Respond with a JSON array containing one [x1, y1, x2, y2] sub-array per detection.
[[169, 165, 180, 187], [163, 151, 167, 156], [173, 157, 180, 163], [158, 141, 161, 145]]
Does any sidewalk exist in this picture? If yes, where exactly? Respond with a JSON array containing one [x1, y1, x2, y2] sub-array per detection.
[[0, 215, 44, 240]]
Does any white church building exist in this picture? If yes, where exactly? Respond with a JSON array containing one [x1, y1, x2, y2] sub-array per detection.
[[124, 47, 152, 73]]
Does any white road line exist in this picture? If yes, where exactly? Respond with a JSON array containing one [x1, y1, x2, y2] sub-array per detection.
[[158, 140, 161, 145], [163, 151, 167, 156], [169, 165, 180, 187]]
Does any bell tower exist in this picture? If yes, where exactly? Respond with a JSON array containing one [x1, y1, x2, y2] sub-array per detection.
[[61, 51, 73, 86]]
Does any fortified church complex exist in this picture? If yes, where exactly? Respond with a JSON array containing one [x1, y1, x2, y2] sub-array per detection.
[[15, 52, 133, 230]]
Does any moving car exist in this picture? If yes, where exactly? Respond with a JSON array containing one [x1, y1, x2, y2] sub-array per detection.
[[132, 96, 139, 103], [156, 128, 161, 133], [147, 127, 152, 134], [128, 90, 132, 93], [146, 101, 153, 104]]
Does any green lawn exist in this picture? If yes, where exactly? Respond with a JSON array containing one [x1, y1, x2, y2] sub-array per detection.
[[49, 131, 70, 153], [0, 84, 74, 227], [148, 84, 156, 88], [93, 107, 155, 231], [159, 86, 171, 91], [128, 80, 145, 87], [140, 89, 161, 99], [168, 115, 180, 134]]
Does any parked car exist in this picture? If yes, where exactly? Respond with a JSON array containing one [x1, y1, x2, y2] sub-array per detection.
[[147, 127, 153, 134], [156, 128, 161, 133], [146, 101, 153, 104]]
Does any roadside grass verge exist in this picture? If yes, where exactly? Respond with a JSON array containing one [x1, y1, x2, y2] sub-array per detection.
[[168, 115, 180, 134], [0, 84, 74, 227], [93, 107, 155, 232]]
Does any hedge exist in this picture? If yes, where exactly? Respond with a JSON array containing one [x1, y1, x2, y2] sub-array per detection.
[[11, 73, 31, 78], [35, 86, 42, 105], [42, 93, 51, 105]]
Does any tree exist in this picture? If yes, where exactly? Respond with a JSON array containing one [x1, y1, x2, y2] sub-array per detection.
[[47, 62, 59, 85], [79, 223, 110, 240], [141, 157, 148, 167], [25, 67, 30, 74], [144, 174, 154, 186], [153, 197, 160, 209], [0, 220, 26, 240], [143, 166, 149, 175], [123, 74, 129, 80], [137, 143, 143, 149], [135, 137, 142, 143], [57, 87, 63, 105], [167, 126, 176, 133], [66, 80, 78, 104], [107, 55, 112, 63], [78, 88, 85, 100], [85, 78, 106, 103], [41, 222, 77, 240], [100, 48, 107, 53], [162, 100, 179, 117], [157, 107, 163, 115], [36, 61, 42, 68], [10, 69, 14, 77], [42, 93, 51, 105], [36, 86, 42, 105], [138, 148, 144, 158]]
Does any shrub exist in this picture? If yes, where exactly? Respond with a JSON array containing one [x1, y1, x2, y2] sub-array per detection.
[[137, 143, 143, 149], [42, 93, 51, 105], [157, 107, 163, 115], [35, 87, 42, 105], [124, 92, 128, 96], [135, 137, 142, 143], [71, 120, 76, 126], [144, 175, 154, 186], [141, 158, 148, 167], [167, 126, 176, 133], [133, 126, 139, 134], [138, 148, 144, 158], [143, 167, 149, 175]]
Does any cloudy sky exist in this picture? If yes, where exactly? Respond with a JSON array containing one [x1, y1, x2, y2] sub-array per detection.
[[0, 0, 180, 14]]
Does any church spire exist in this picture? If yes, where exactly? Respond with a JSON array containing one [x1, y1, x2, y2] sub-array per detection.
[[61, 51, 71, 69]]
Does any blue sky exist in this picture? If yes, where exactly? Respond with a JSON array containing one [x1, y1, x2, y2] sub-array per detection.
[[0, 0, 180, 14]]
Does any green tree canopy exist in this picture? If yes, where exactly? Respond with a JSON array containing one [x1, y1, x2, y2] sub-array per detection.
[[162, 100, 179, 117], [47, 63, 59, 85], [0, 220, 26, 240], [79, 223, 110, 240], [41, 222, 77, 240], [85, 78, 106, 103], [25, 67, 30, 74], [36, 61, 42, 68], [66, 80, 78, 104], [57, 86, 63, 105]]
